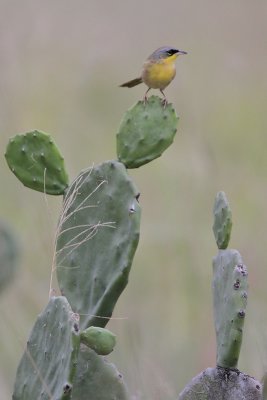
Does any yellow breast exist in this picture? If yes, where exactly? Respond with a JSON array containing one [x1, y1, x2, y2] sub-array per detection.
[[141, 56, 177, 90]]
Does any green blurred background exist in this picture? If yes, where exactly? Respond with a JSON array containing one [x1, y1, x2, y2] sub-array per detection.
[[0, 0, 267, 398]]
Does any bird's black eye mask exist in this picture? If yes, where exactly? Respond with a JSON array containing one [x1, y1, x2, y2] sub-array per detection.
[[166, 49, 179, 56]]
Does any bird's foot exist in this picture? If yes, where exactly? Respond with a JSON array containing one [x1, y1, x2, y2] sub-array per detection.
[[160, 90, 168, 108], [142, 88, 151, 106], [161, 97, 168, 108], [142, 95, 148, 107]]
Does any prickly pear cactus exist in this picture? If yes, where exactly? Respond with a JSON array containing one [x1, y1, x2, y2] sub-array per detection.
[[72, 345, 129, 400], [13, 296, 80, 400], [178, 367, 262, 400], [212, 250, 248, 368], [0, 220, 19, 293], [213, 191, 232, 249], [178, 192, 262, 399], [56, 160, 141, 329], [5, 130, 68, 195], [80, 326, 116, 355], [116, 95, 178, 168], [212, 192, 247, 369]]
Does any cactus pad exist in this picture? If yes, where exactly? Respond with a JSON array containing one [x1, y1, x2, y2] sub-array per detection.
[[80, 326, 116, 355], [5, 130, 68, 195], [56, 160, 141, 329], [72, 345, 129, 400], [13, 296, 80, 400], [212, 249, 248, 368], [213, 191, 232, 249], [116, 95, 179, 168], [0, 220, 19, 293], [179, 367, 262, 400]]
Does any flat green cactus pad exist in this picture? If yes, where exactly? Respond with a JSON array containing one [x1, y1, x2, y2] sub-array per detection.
[[116, 95, 179, 168], [13, 296, 80, 400], [56, 161, 141, 329], [0, 220, 19, 293], [212, 249, 248, 368], [5, 130, 69, 195], [72, 345, 129, 400], [179, 367, 262, 400], [213, 191, 232, 249]]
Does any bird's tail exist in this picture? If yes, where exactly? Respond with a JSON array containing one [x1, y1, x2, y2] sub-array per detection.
[[120, 77, 142, 88]]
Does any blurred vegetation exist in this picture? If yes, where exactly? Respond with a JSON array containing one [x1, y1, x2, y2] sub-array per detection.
[[0, 1, 267, 399], [0, 220, 19, 294]]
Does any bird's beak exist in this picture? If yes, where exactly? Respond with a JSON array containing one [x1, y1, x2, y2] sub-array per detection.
[[177, 50, 187, 55]]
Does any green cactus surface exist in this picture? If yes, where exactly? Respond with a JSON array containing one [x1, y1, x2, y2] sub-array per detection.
[[213, 191, 232, 249], [116, 95, 178, 168], [5, 130, 69, 195], [13, 296, 80, 400], [212, 249, 248, 368], [262, 372, 267, 400], [56, 160, 141, 329], [72, 345, 129, 400], [178, 367, 262, 400], [0, 220, 19, 293], [80, 326, 116, 355]]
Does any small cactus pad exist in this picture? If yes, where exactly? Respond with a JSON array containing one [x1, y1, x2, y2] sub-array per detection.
[[178, 367, 262, 400], [13, 296, 80, 400], [116, 95, 179, 168], [262, 372, 267, 400], [0, 220, 19, 293], [5, 130, 69, 195], [80, 326, 116, 355], [213, 191, 232, 249], [56, 161, 141, 329], [72, 345, 129, 400], [212, 250, 248, 368]]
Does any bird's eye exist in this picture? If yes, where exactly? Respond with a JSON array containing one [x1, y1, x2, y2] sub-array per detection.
[[167, 49, 177, 56]]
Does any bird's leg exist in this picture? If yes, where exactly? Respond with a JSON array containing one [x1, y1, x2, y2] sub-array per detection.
[[160, 90, 168, 108], [143, 88, 151, 105]]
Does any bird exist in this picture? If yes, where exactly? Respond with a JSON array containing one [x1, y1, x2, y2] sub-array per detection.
[[120, 46, 187, 106]]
